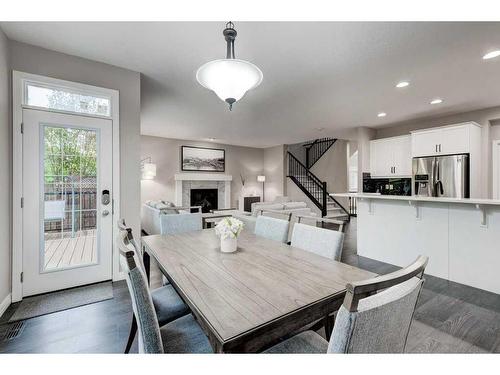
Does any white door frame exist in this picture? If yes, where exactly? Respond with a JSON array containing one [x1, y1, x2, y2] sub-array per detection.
[[493, 140, 500, 200], [12, 71, 121, 302]]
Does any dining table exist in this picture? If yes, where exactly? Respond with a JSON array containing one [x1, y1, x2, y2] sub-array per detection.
[[141, 228, 376, 353]]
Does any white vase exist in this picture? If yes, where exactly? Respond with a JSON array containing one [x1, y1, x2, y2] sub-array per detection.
[[220, 237, 238, 253]]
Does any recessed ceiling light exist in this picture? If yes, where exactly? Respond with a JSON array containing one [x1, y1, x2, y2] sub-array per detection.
[[207, 138, 216, 141], [396, 81, 409, 88], [377, 112, 387, 118], [316, 127, 325, 131], [483, 50, 500, 60], [430, 99, 443, 105]]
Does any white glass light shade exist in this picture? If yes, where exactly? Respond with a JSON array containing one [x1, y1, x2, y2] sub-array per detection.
[[142, 163, 156, 180], [257, 175, 266, 182], [196, 59, 263, 103]]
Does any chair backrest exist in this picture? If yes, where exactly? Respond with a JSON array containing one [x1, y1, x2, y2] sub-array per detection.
[[117, 229, 163, 354], [254, 215, 290, 243], [160, 212, 202, 235], [328, 255, 428, 353], [290, 223, 344, 261]]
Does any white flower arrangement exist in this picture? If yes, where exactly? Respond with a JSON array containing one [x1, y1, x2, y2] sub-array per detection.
[[215, 217, 244, 240]]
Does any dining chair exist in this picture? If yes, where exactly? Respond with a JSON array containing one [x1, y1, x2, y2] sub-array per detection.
[[117, 230, 212, 354], [264, 255, 428, 354], [117, 220, 190, 353], [254, 215, 290, 243], [290, 223, 344, 261], [160, 212, 203, 235]]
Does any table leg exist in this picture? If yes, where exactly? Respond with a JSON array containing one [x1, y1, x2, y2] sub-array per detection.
[[143, 248, 151, 285]]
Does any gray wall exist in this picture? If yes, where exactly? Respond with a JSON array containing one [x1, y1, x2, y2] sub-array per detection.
[[0, 28, 11, 305], [9, 41, 142, 241], [141, 136, 267, 207], [373, 106, 500, 198], [263, 145, 286, 202], [310, 139, 349, 208]]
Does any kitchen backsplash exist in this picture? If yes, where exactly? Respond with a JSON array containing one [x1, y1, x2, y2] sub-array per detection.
[[362, 174, 412, 196]]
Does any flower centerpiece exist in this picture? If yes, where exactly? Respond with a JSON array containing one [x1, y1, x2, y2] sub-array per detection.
[[215, 217, 244, 253]]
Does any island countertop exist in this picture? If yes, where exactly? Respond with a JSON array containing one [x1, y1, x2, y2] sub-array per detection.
[[331, 192, 500, 206]]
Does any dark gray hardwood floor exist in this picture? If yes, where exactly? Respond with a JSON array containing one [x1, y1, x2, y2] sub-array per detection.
[[0, 218, 499, 353]]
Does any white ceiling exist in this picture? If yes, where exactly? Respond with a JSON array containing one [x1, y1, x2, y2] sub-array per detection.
[[2, 22, 500, 147]]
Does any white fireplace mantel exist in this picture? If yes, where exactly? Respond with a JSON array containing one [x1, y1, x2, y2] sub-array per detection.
[[174, 173, 232, 208], [174, 173, 233, 182]]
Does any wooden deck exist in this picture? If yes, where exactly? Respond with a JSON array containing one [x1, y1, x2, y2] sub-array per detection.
[[44, 230, 96, 270]]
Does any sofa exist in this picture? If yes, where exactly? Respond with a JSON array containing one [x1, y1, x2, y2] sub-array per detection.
[[250, 198, 313, 217], [141, 200, 193, 235]]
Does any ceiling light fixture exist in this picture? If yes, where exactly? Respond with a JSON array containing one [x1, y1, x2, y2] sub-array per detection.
[[430, 98, 443, 105], [196, 22, 263, 111], [483, 50, 500, 60], [396, 81, 409, 88], [377, 112, 387, 117]]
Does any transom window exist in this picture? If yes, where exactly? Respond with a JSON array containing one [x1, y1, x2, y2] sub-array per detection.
[[25, 83, 111, 117]]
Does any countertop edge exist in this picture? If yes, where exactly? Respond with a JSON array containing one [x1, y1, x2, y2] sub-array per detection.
[[331, 193, 500, 206]]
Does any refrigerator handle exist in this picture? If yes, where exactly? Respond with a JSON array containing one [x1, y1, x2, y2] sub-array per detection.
[[434, 158, 444, 196]]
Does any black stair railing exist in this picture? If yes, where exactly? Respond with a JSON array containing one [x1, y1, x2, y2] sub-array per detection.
[[304, 137, 337, 169], [287, 151, 350, 218]]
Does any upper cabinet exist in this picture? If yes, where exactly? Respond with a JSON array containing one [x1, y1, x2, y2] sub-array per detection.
[[370, 135, 411, 177], [411, 123, 479, 157]]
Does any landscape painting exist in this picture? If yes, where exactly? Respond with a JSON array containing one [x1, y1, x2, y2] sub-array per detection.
[[181, 146, 225, 172]]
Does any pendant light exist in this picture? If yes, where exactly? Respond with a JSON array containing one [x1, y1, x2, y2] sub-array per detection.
[[196, 22, 263, 111]]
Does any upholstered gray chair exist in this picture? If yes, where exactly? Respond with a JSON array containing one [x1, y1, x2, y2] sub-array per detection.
[[254, 215, 290, 243], [117, 220, 190, 353], [160, 212, 203, 235], [117, 230, 212, 354], [290, 223, 344, 261], [264, 256, 428, 354]]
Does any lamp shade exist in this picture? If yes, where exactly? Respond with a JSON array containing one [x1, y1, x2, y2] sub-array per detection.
[[142, 162, 156, 180], [257, 175, 266, 182], [196, 59, 263, 104]]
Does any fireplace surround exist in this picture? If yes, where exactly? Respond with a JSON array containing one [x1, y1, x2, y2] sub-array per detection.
[[174, 173, 232, 209]]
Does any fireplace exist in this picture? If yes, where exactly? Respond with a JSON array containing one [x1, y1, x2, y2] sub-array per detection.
[[190, 188, 218, 213]]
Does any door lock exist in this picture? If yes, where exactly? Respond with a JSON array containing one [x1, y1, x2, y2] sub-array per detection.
[[102, 189, 110, 205], [102, 210, 110, 217]]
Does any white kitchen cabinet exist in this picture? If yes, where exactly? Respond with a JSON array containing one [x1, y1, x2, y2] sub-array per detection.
[[411, 122, 477, 157], [370, 135, 411, 177]]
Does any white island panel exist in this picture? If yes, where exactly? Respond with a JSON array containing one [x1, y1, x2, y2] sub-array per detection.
[[346, 193, 500, 294], [358, 199, 449, 279], [449, 204, 500, 294]]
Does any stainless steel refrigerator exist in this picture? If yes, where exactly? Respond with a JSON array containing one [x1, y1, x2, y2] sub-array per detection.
[[412, 154, 470, 198]]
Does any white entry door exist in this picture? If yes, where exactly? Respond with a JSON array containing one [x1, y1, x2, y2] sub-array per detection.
[[22, 109, 113, 297]]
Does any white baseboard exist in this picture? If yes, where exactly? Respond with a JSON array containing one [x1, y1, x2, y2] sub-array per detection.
[[0, 293, 11, 318]]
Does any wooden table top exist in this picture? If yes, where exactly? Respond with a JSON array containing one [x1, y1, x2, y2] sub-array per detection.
[[142, 228, 375, 352]]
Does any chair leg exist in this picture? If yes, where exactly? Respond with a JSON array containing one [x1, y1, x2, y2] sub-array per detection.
[[125, 315, 137, 354], [324, 313, 336, 341]]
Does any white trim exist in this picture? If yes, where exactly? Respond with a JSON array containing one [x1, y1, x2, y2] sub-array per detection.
[[12, 71, 121, 302], [494, 140, 500, 200], [0, 294, 11, 318], [174, 173, 233, 181]]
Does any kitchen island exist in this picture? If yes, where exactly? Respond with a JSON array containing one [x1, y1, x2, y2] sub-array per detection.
[[333, 193, 500, 294]]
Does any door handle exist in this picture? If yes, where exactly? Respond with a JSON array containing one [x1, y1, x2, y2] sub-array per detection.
[[439, 144, 442, 153], [102, 210, 110, 217]]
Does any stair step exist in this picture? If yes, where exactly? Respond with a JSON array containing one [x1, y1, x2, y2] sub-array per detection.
[[327, 207, 341, 212], [324, 212, 349, 220]]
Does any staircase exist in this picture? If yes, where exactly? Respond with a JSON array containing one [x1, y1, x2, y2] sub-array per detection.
[[304, 137, 337, 169], [287, 151, 350, 220]]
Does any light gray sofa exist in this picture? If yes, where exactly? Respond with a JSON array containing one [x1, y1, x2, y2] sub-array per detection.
[[141, 200, 194, 235]]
